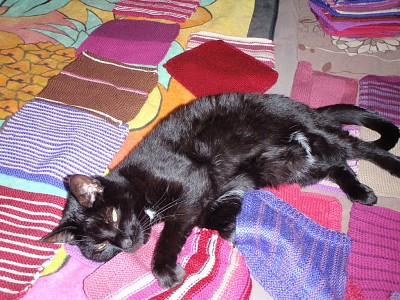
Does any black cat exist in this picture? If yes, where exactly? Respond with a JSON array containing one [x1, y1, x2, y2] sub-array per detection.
[[41, 93, 400, 288]]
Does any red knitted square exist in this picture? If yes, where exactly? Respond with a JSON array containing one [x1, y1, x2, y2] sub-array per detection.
[[164, 40, 278, 97]]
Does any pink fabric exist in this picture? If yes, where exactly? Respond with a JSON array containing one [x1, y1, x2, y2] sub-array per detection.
[[22, 246, 101, 300], [266, 184, 342, 231], [291, 61, 358, 108], [113, 0, 200, 23], [76, 19, 179, 66], [84, 223, 251, 300], [348, 203, 400, 300]]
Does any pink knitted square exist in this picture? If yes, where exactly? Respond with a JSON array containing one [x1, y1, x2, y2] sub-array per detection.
[[266, 184, 342, 231], [348, 203, 400, 299], [291, 61, 358, 108], [83, 223, 251, 300]]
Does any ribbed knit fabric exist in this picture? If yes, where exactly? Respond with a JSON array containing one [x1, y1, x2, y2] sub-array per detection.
[[186, 31, 276, 69], [38, 51, 158, 124], [0, 185, 66, 299], [0, 100, 128, 189], [23, 245, 103, 300], [76, 19, 179, 66], [328, 0, 400, 12], [266, 184, 342, 231], [164, 40, 278, 97], [84, 223, 252, 300], [112, 0, 200, 23], [236, 190, 351, 300], [347, 203, 400, 300], [291, 61, 358, 108], [359, 75, 400, 126]]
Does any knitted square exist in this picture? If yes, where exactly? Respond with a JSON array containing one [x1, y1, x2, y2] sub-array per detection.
[[186, 31, 276, 69], [348, 203, 400, 300], [291, 61, 358, 108], [164, 40, 278, 97], [0, 100, 128, 189], [0, 185, 66, 299], [39, 51, 158, 124], [112, 0, 200, 23], [359, 75, 400, 126], [84, 223, 251, 300], [236, 190, 351, 300], [76, 19, 179, 66], [266, 184, 342, 231]]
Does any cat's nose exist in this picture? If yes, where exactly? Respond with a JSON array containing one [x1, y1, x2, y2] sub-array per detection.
[[120, 237, 133, 250]]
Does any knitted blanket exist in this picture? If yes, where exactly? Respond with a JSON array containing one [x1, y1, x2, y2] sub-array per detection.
[[0, 1, 280, 299]]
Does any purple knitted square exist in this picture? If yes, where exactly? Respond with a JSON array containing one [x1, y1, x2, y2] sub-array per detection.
[[76, 19, 179, 66]]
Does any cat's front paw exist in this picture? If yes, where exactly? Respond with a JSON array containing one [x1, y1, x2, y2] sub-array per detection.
[[152, 262, 185, 289], [350, 184, 377, 206]]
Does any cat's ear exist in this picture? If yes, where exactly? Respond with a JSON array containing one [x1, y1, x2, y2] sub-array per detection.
[[68, 174, 104, 208], [39, 224, 76, 244]]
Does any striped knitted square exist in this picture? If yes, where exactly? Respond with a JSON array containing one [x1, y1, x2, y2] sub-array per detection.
[[112, 0, 200, 23], [38, 51, 158, 124], [186, 31, 276, 69], [0, 100, 128, 189], [348, 203, 400, 300], [236, 190, 351, 300], [84, 223, 251, 300], [359, 75, 400, 126], [0, 185, 66, 299]]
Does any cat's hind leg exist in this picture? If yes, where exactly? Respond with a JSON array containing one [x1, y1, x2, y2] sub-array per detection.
[[329, 164, 378, 205], [200, 189, 245, 242]]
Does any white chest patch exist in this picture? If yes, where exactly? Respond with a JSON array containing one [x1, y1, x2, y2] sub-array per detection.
[[290, 131, 315, 164], [145, 208, 156, 221]]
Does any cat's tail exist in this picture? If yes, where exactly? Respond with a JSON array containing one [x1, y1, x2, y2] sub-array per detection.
[[316, 104, 400, 151]]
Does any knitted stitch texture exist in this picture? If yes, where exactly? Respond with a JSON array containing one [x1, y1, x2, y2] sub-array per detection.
[[236, 190, 351, 300], [164, 40, 278, 97], [0, 100, 128, 189], [39, 51, 158, 124], [76, 19, 179, 65], [0, 186, 66, 299], [113, 0, 200, 23], [186, 31, 276, 69], [266, 184, 342, 231], [359, 75, 400, 126], [84, 223, 251, 300], [347, 203, 400, 300], [291, 61, 358, 108]]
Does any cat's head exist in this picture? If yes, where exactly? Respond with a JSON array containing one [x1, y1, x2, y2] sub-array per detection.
[[40, 174, 152, 262]]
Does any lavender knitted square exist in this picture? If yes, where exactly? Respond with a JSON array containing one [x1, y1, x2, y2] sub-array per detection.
[[0, 100, 128, 189], [236, 190, 351, 300]]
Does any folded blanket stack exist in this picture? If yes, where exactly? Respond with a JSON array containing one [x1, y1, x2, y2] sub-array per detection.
[[347, 203, 400, 299], [236, 190, 351, 300], [309, 0, 400, 37]]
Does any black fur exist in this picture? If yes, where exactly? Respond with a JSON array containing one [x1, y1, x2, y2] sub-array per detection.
[[41, 93, 400, 288]]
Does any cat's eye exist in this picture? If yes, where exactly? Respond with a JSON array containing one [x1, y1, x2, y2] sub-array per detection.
[[97, 241, 108, 251], [112, 208, 118, 223]]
